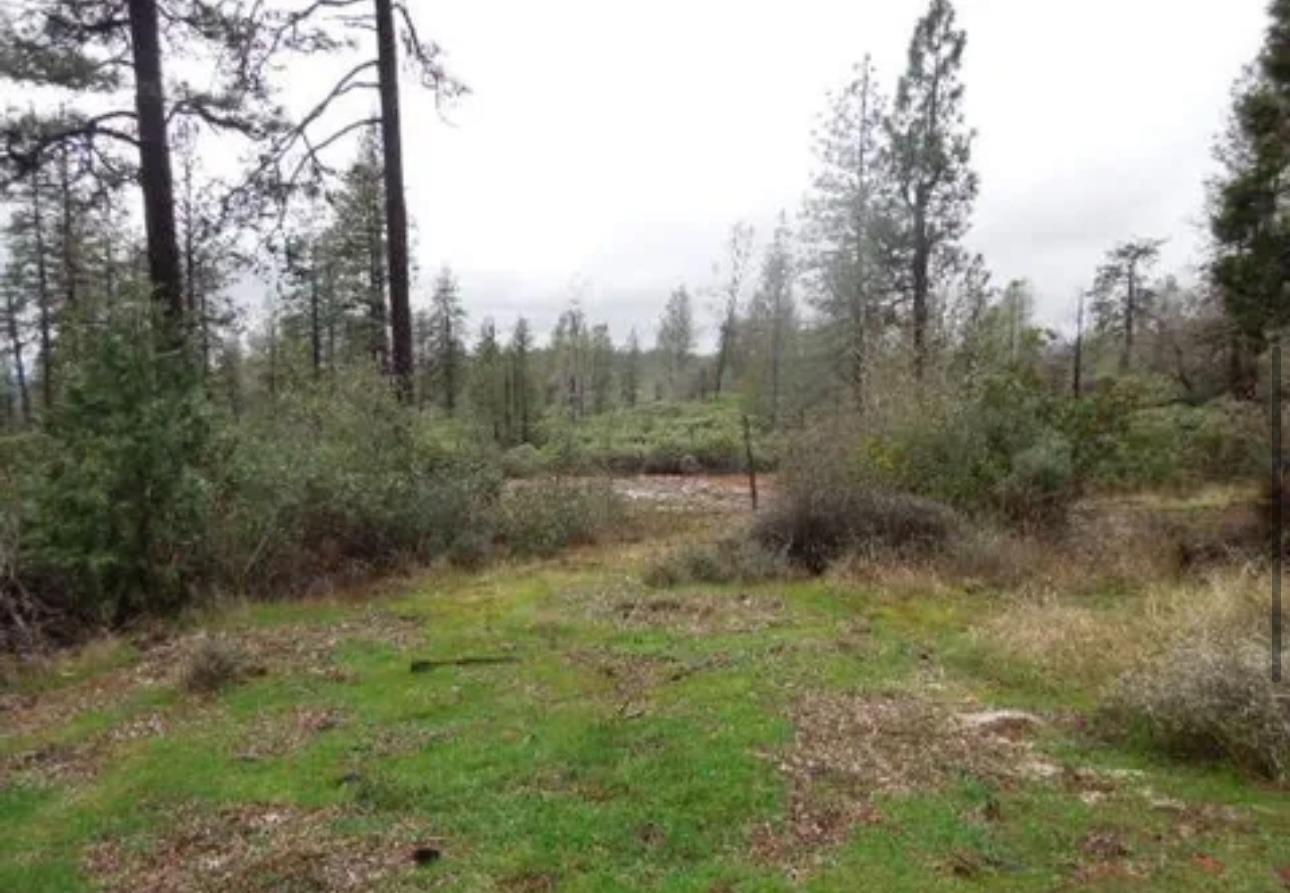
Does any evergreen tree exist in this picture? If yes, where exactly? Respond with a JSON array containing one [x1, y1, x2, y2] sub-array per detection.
[[588, 323, 615, 414], [468, 318, 506, 441], [428, 268, 466, 414], [713, 222, 754, 396], [803, 56, 895, 410], [886, 0, 978, 381], [1091, 238, 1164, 373], [508, 317, 536, 444], [746, 214, 797, 427], [621, 327, 642, 407], [550, 302, 589, 419], [656, 286, 694, 399], [1210, 1, 1290, 391]]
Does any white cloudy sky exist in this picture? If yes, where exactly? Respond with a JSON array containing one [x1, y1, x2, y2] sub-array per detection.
[[389, 0, 1268, 346]]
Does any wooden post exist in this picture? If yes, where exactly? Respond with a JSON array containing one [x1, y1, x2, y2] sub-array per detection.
[[742, 413, 758, 511]]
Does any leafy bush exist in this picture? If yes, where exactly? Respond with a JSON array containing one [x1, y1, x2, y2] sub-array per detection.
[[498, 477, 624, 557], [643, 537, 791, 587], [210, 370, 501, 593], [501, 443, 544, 478], [997, 431, 1075, 528], [538, 398, 778, 474], [1108, 632, 1290, 779]]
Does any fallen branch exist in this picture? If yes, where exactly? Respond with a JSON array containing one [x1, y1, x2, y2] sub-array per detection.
[[409, 656, 519, 673]]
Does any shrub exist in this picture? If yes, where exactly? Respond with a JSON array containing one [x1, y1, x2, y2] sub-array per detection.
[[997, 431, 1075, 528], [754, 436, 962, 574], [644, 537, 791, 587], [182, 636, 247, 694], [1108, 632, 1290, 779], [500, 443, 544, 478], [209, 370, 501, 594], [499, 477, 624, 557]]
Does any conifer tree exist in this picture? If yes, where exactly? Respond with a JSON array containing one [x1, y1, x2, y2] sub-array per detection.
[[886, 0, 978, 381], [803, 56, 894, 409], [428, 268, 466, 414]]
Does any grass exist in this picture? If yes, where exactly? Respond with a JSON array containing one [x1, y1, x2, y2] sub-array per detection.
[[3, 497, 1290, 891]]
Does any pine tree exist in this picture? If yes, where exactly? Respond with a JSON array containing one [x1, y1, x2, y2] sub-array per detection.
[[803, 56, 894, 409], [713, 222, 754, 396], [428, 268, 466, 414], [0, 252, 32, 425], [746, 214, 797, 427], [550, 303, 589, 419], [886, 0, 978, 381], [1092, 238, 1164, 373], [656, 287, 694, 400], [620, 327, 642, 408], [468, 318, 506, 441], [588, 323, 615, 414], [1210, 1, 1290, 390], [507, 317, 536, 444]]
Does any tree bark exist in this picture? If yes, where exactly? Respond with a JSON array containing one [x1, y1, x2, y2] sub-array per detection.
[[31, 169, 53, 411], [1073, 290, 1084, 398], [374, 0, 413, 401], [3, 288, 30, 425], [127, 0, 185, 339]]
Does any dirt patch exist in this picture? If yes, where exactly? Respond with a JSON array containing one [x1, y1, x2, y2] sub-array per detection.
[[755, 693, 1055, 871], [84, 804, 437, 893], [600, 590, 784, 636], [567, 648, 731, 716], [235, 707, 346, 762], [613, 474, 770, 515], [2, 610, 421, 741]]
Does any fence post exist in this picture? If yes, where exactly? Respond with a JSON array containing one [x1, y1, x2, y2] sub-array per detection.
[[742, 413, 758, 511]]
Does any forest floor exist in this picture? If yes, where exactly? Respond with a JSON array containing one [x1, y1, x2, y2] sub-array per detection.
[[2, 479, 1289, 891]]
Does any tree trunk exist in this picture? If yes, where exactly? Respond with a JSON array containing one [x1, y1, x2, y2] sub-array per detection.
[[374, 0, 413, 401], [1073, 290, 1084, 398], [3, 288, 30, 425], [127, 0, 185, 339], [58, 142, 77, 309], [309, 249, 322, 379], [31, 169, 53, 411], [1121, 265, 1135, 373], [911, 201, 930, 382]]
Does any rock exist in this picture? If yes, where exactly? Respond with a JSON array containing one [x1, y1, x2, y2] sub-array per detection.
[[957, 709, 1043, 739]]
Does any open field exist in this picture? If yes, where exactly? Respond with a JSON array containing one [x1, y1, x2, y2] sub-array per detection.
[[2, 481, 1288, 892]]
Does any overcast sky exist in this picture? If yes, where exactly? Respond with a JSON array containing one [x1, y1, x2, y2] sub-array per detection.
[[387, 0, 1270, 347]]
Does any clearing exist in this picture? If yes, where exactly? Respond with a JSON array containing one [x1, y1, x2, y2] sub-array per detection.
[[2, 479, 1288, 891]]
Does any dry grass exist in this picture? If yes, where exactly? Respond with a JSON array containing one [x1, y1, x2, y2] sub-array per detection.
[[83, 804, 437, 893], [753, 693, 1057, 871], [981, 566, 1271, 685]]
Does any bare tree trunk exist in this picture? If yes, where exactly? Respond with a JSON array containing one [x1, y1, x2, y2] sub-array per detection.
[[374, 0, 413, 401], [127, 0, 185, 339]]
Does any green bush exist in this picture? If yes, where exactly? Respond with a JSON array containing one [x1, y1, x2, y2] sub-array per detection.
[[854, 372, 1070, 524], [498, 477, 624, 557], [211, 370, 501, 593], [21, 298, 213, 623], [500, 443, 544, 478]]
